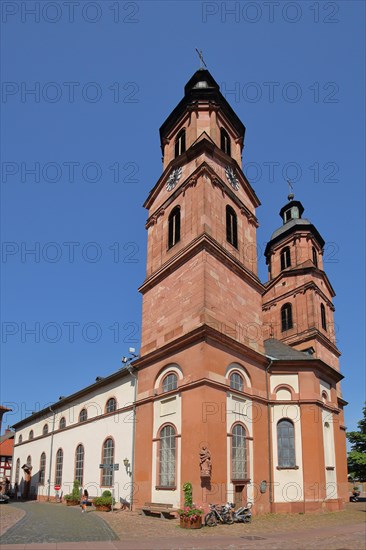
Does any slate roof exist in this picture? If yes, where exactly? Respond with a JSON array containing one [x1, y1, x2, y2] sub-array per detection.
[[270, 218, 312, 240], [264, 338, 314, 361]]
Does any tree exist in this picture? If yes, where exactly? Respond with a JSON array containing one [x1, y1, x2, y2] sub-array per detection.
[[347, 403, 366, 481]]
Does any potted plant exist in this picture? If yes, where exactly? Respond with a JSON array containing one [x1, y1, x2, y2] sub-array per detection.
[[178, 482, 203, 529], [352, 486, 361, 497], [93, 490, 115, 511], [64, 480, 81, 506]]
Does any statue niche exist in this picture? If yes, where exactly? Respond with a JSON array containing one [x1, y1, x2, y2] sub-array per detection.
[[199, 445, 212, 478]]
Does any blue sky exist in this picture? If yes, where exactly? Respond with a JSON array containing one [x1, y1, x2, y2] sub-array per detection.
[[1, 1, 365, 434]]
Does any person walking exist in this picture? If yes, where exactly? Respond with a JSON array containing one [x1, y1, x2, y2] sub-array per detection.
[[81, 489, 89, 512]]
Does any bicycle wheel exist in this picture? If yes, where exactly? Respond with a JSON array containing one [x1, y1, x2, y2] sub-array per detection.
[[223, 513, 233, 524], [205, 512, 217, 527]]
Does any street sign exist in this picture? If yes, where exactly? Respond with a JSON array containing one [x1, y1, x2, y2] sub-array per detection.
[[99, 463, 119, 470], [54, 485, 61, 491]]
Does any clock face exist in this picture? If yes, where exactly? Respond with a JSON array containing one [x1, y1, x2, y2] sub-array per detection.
[[225, 166, 239, 191], [166, 167, 182, 191]]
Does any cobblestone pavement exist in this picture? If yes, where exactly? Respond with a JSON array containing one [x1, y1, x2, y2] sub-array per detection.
[[0, 502, 117, 545], [0, 501, 364, 549], [0, 505, 25, 536]]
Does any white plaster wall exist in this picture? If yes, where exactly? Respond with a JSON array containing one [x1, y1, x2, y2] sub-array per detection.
[[270, 374, 299, 393], [151, 393, 181, 507], [12, 375, 135, 502], [320, 379, 331, 401], [322, 409, 337, 499], [15, 377, 135, 441], [226, 393, 254, 504], [271, 404, 304, 503]]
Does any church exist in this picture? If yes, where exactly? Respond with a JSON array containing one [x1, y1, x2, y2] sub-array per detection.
[[11, 69, 348, 515]]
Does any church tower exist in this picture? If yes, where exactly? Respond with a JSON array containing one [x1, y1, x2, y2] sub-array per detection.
[[263, 194, 340, 371], [132, 69, 348, 515], [134, 69, 270, 512]]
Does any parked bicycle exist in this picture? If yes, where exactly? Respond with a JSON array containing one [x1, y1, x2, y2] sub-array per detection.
[[204, 503, 233, 526], [231, 501, 252, 523]]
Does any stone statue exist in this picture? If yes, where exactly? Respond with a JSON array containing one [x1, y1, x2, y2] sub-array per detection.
[[199, 445, 212, 477]]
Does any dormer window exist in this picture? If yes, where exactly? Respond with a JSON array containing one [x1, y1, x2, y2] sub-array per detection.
[[174, 129, 186, 158], [220, 128, 231, 156]]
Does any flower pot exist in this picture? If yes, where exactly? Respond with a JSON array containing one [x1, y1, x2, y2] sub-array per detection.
[[179, 516, 202, 529], [95, 504, 111, 512]]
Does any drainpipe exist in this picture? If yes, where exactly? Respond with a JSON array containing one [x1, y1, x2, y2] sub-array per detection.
[[47, 406, 56, 501], [127, 365, 137, 510], [265, 358, 274, 509]]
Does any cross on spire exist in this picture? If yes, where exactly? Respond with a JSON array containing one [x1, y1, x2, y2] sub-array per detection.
[[195, 48, 207, 69]]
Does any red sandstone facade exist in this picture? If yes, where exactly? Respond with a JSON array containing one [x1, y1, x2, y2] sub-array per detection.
[[133, 70, 348, 514]]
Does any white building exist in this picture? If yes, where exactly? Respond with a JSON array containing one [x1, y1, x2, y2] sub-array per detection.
[[11, 367, 136, 503]]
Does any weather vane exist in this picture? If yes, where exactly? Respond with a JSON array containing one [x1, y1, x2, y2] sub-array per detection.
[[287, 179, 294, 200], [195, 48, 207, 69]]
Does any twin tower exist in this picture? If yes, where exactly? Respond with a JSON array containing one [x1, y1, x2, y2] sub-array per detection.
[[132, 69, 348, 513]]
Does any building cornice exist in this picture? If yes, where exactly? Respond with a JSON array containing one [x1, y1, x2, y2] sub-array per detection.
[[264, 223, 325, 258], [263, 265, 336, 299], [268, 357, 343, 383], [144, 140, 260, 212], [280, 328, 341, 358], [262, 280, 335, 310], [133, 324, 268, 371], [138, 232, 264, 295]]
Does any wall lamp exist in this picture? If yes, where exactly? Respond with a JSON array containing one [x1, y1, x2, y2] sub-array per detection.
[[123, 457, 132, 477]]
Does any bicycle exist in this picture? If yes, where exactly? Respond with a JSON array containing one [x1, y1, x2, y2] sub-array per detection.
[[204, 503, 233, 526]]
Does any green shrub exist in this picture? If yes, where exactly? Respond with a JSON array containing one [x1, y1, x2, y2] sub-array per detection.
[[64, 480, 81, 502]]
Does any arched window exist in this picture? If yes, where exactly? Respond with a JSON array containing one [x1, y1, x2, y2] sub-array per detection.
[[321, 304, 327, 331], [79, 408, 87, 423], [280, 246, 291, 270], [312, 246, 318, 267], [162, 373, 178, 393], [174, 129, 186, 158], [15, 458, 20, 485], [75, 444, 84, 485], [281, 303, 293, 332], [26, 455, 32, 467], [42, 424, 48, 436], [55, 448, 63, 486], [101, 438, 114, 486], [226, 205, 238, 248], [277, 419, 295, 468], [159, 425, 176, 487], [106, 398, 117, 414], [321, 391, 328, 404], [276, 387, 292, 401], [18, 435, 22, 444], [230, 372, 244, 391], [232, 424, 247, 480], [59, 417, 66, 430], [220, 128, 231, 156], [29, 430, 34, 440], [39, 452, 46, 485], [168, 206, 181, 249]]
